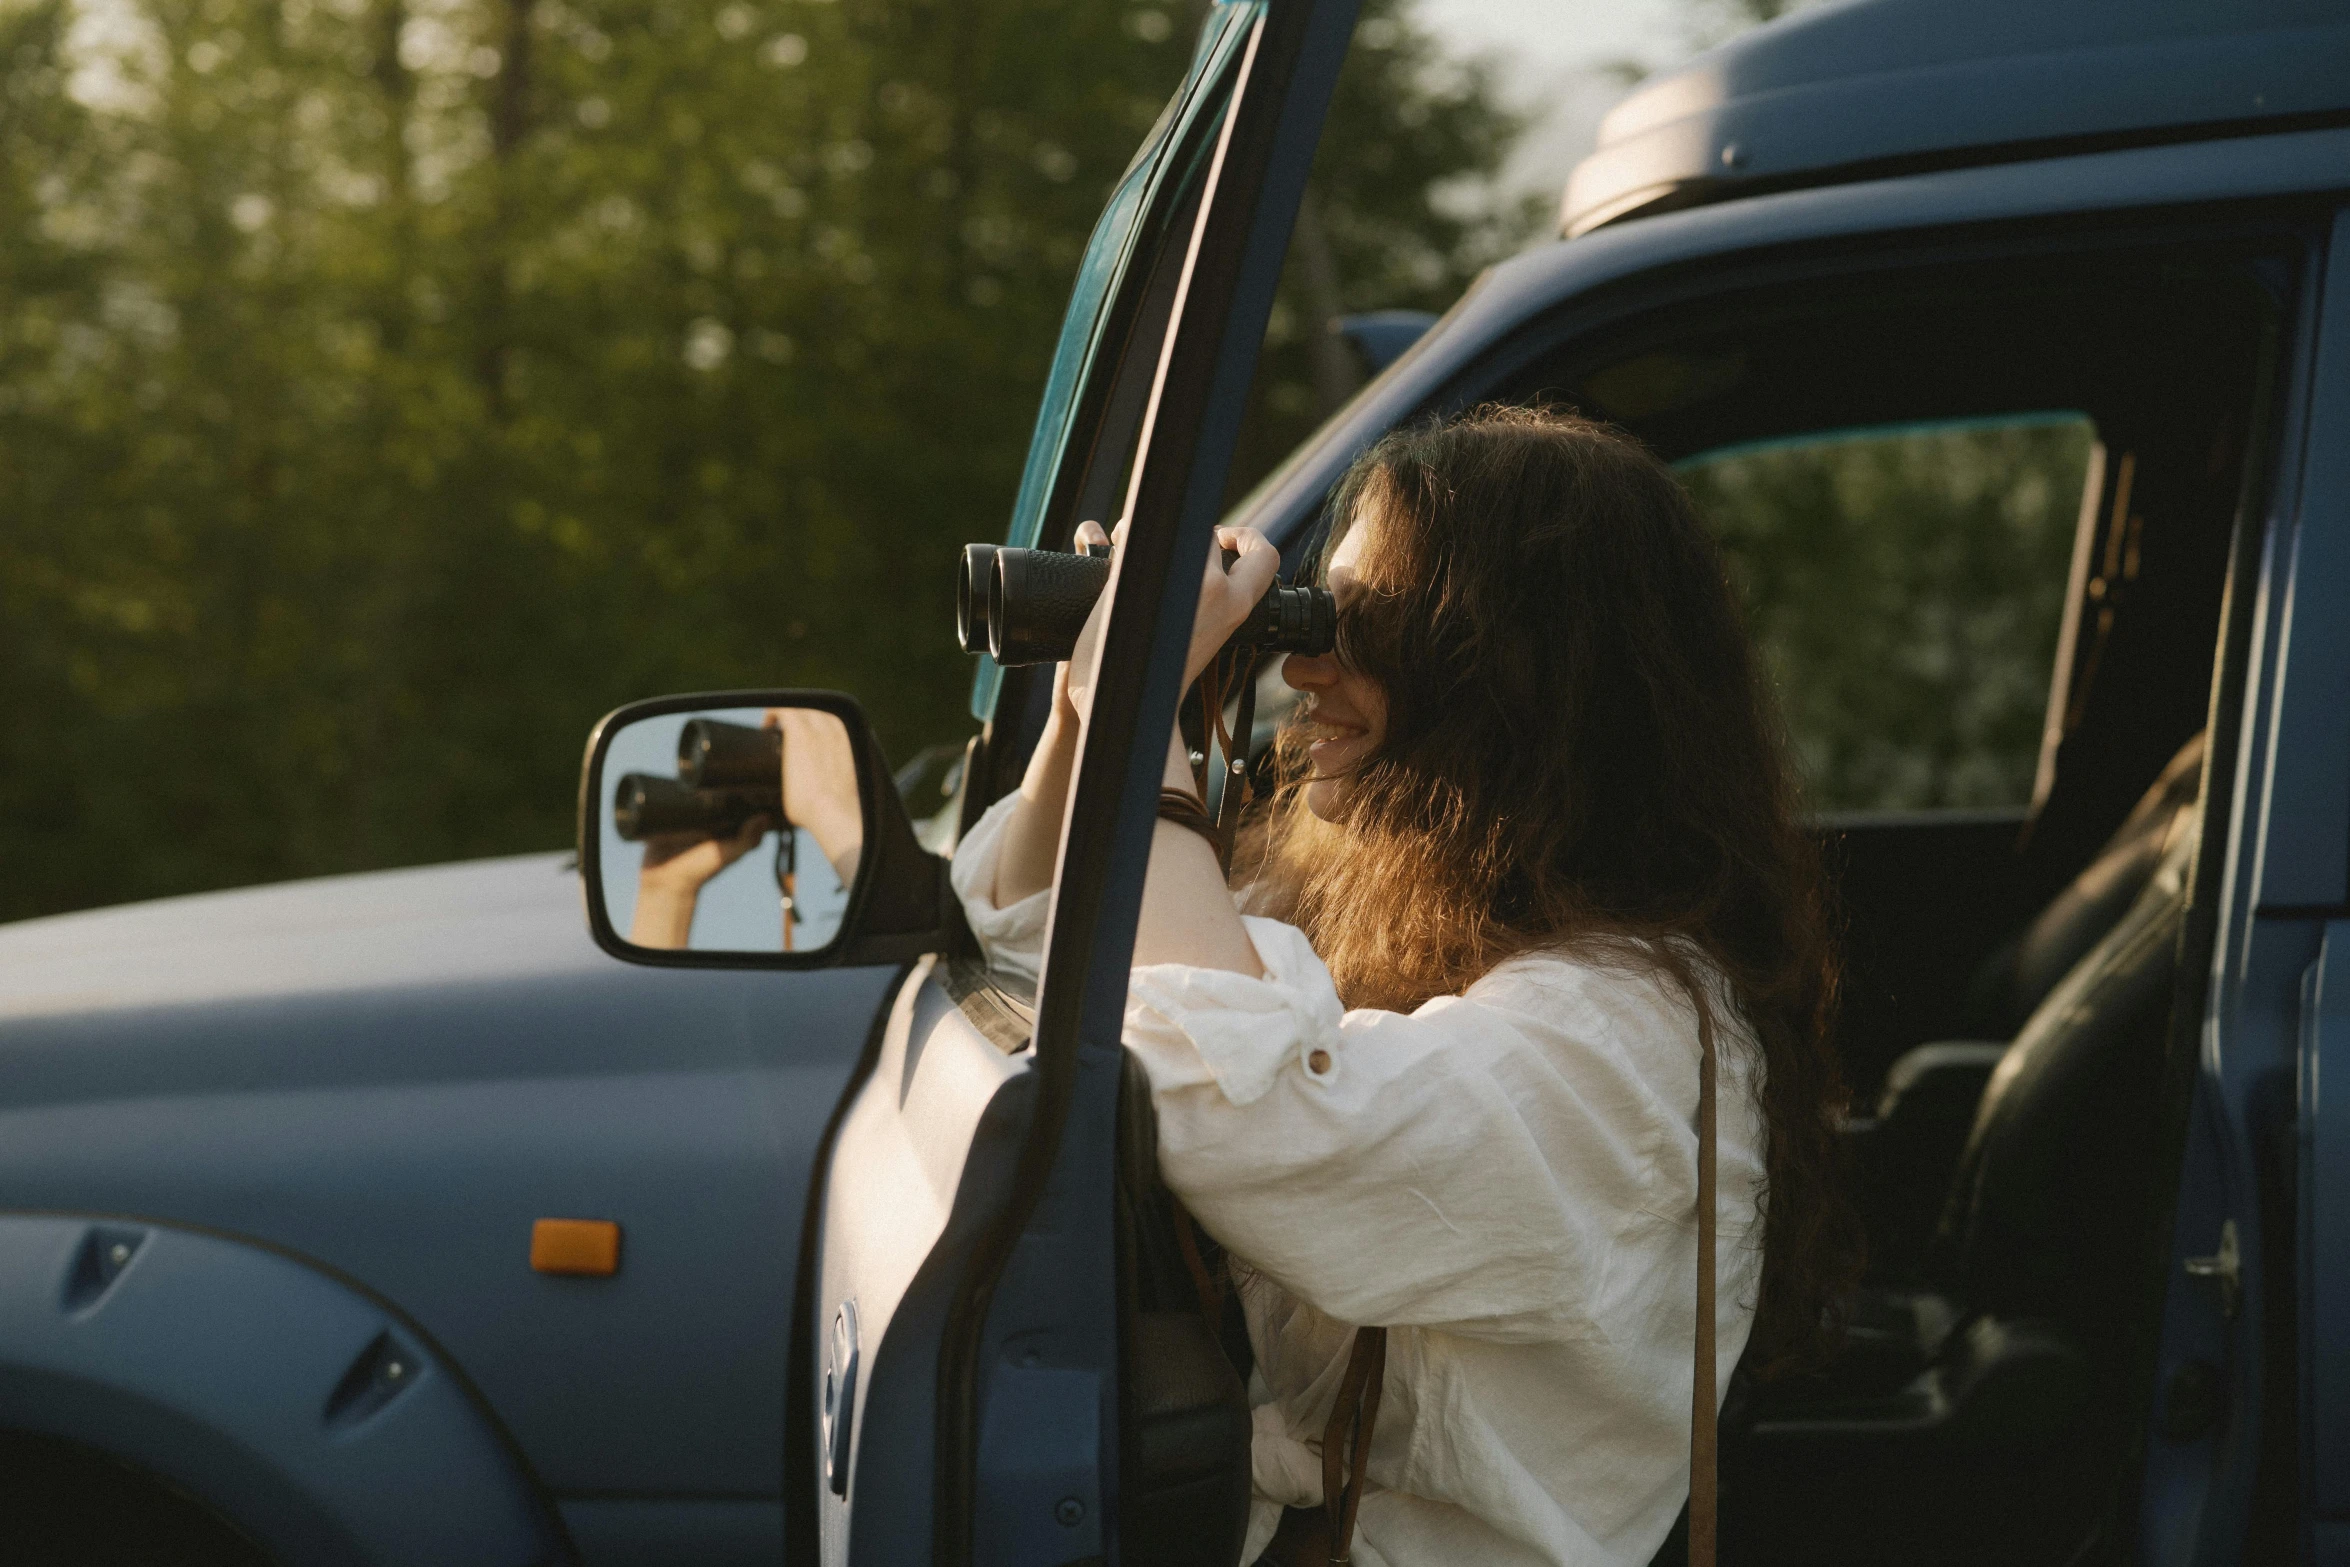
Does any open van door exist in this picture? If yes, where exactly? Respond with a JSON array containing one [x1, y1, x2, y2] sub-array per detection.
[[797, 5, 1359, 1562]]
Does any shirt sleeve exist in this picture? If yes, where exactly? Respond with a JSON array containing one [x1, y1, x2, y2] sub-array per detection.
[[1126, 926, 1693, 1342], [946, 789, 1050, 992]]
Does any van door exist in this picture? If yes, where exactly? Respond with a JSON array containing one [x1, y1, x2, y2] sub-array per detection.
[[800, 5, 1359, 1563], [2166, 205, 2350, 1567]]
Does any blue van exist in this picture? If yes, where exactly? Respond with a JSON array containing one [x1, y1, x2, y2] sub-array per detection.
[[2, 1, 2345, 1563]]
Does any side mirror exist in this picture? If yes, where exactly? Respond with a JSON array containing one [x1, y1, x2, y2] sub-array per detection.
[[576, 690, 953, 968]]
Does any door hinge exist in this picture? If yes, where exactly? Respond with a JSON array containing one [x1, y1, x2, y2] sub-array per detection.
[[2183, 1217, 2241, 1321]]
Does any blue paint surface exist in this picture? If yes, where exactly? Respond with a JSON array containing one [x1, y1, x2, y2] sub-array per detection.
[[0, 1214, 555, 1565], [0, 854, 893, 1509]]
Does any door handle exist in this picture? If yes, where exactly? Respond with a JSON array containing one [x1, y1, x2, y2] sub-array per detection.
[[824, 1299, 861, 1497], [2182, 1218, 2240, 1321]]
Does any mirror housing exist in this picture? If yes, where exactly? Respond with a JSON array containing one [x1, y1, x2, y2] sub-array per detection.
[[576, 689, 955, 968]]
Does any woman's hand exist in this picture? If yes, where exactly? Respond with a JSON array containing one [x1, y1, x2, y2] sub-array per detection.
[[988, 518, 1276, 921], [1061, 519, 1271, 978], [631, 816, 769, 948], [990, 521, 1105, 907], [1064, 522, 1280, 723], [1186, 525, 1281, 684], [767, 707, 866, 884], [1059, 519, 1114, 726]]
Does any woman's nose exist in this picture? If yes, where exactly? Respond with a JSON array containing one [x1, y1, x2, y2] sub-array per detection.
[[1282, 651, 1336, 691]]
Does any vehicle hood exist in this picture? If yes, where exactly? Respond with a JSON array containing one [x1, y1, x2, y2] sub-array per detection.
[[0, 857, 901, 1504], [0, 854, 597, 1022]]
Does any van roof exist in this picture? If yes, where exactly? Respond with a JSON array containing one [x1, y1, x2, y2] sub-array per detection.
[[1561, 0, 2350, 238]]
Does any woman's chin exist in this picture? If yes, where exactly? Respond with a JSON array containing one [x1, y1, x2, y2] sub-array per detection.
[[1302, 736, 1370, 821], [1307, 733, 1360, 772]]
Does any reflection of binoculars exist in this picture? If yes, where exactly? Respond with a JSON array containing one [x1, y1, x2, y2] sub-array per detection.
[[956, 541, 1337, 667], [612, 719, 782, 841], [676, 717, 780, 788]]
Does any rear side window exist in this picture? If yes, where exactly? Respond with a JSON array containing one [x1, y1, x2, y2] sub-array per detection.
[[1677, 416, 2095, 813]]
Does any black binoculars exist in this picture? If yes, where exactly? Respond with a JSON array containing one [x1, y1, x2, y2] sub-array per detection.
[[956, 541, 1336, 666], [612, 719, 782, 842]]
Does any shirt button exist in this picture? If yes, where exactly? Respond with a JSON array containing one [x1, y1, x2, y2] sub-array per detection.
[[1307, 1049, 1332, 1074]]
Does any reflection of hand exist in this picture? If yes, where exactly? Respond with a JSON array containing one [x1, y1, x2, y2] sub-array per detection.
[[630, 816, 769, 949], [766, 708, 867, 884]]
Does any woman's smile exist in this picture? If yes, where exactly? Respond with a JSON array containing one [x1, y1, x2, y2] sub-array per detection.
[[1304, 707, 1374, 773]]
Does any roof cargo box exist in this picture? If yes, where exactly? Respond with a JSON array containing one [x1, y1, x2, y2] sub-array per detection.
[[1563, 0, 2350, 237]]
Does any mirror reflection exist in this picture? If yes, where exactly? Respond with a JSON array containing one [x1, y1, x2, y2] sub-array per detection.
[[599, 705, 863, 954]]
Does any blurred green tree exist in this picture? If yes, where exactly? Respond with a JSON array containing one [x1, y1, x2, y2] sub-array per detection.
[[0, 0, 1525, 918], [1681, 420, 2095, 813], [1588, 0, 2097, 817], [1228, 1, 1534, 491]]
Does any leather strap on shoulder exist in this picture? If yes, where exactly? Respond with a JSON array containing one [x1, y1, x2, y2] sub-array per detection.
[[1691, 1009, 1719, 1566], [1284, 1011, 1718, 1567], [1320, 1325, 1387, 1565]]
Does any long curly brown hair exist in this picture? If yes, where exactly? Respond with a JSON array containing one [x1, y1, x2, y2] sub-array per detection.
[[1236, 405, 1862, 1372]]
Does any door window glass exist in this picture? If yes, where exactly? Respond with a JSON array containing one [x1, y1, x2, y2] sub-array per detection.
[[968, 1, 1263, 722], [1677, 415, 2095, 812]]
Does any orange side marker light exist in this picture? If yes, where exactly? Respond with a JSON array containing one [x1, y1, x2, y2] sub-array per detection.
[[531, 1218, 622, 1277]]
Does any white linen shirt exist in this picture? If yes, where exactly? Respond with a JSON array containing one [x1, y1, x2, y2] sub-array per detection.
[[949, 791, 1766, 1567]]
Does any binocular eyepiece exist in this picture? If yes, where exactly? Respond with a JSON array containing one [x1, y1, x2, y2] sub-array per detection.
[[958, 541, 1335, 667], [613, 718, 783, 842]]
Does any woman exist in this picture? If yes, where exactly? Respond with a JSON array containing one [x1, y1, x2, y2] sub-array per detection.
[[954, 406, 1860, 1566]]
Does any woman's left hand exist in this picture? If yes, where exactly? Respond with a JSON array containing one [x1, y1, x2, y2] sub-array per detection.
[[1187, 525, 1281, 684], [1066, 522, 1281, 722], [1050, 520, 1272, 979]]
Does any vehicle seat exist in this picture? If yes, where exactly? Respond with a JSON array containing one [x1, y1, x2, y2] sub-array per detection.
[[1729, 782, 2199, 1564], [1962, 732, 2205, 1041], [1847, 733, 2204, 1279], [1927, 802, 2192, 1335]]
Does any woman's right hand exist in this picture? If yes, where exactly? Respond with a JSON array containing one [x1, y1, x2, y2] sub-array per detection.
[[1053, 519, 1110, 724], [629, 816, 769, 948]]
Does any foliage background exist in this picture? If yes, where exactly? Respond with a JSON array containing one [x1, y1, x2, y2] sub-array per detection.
[[0, 0, 1526, 918], [0, 0, 2096, 920], [1682, 422, 2093, 812]]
